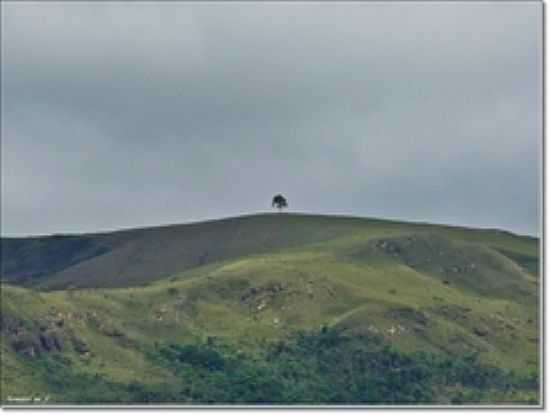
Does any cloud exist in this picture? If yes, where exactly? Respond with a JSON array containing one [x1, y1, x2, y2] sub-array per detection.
[[1, 2, 541, 236]]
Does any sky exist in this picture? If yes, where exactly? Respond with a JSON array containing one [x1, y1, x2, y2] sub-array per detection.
[[1, 2, 542, 237]]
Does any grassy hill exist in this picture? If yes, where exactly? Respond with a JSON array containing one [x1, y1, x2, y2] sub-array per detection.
[[0, 214, 540, 405]]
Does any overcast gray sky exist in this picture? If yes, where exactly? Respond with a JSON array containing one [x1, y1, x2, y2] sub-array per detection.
[[1, 2, 542, 237]]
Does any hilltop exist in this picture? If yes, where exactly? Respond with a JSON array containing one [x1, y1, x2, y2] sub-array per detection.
[[1, 213, 540, 405], [1, 213, 538, 290]]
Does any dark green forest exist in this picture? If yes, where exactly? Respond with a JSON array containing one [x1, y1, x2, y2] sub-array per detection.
[[28, 328, 538, 405]]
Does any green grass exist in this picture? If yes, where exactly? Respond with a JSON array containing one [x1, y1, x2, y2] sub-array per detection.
[[1, 213, 540, 405]]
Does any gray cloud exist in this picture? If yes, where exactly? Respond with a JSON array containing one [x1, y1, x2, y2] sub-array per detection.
[[1, 2, 541, 236]]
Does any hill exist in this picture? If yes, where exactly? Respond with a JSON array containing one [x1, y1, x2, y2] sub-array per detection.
[[0, 214, 540, 405]]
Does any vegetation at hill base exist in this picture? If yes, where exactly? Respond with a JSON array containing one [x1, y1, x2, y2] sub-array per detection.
[[4, 328, 538, 405]]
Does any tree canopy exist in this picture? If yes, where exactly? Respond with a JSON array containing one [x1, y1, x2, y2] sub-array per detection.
[[272, 194, 288, 211]]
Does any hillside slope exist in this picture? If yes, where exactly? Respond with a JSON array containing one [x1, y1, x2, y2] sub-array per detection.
[[0, 213, 539, 290], [0, 214, 540, 405]]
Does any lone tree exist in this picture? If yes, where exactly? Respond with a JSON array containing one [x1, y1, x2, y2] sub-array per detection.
[[272, 194, 288, 212]]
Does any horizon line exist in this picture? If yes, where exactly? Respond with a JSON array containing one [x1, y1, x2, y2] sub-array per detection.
[[0, 211, 538, 240]]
